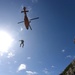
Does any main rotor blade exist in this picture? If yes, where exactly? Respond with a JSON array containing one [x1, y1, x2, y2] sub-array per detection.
[[18, 21, 24, 24], [30, 17, 39, 21]]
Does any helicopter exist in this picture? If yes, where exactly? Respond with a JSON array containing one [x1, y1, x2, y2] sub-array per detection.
[[18, 7, 39, 30]]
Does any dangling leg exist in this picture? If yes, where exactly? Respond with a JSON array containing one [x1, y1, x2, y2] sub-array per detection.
[[20, 43, 21, 47], [22, 43, 24, 48], [29, 25, 32, 30]]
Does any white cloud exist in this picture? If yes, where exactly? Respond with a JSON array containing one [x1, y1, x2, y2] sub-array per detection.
[[0, 53, 3, 56], [66, 55, 72, 58], [20, 27, 23, 31], [51, 65, 55, 68], [65, 55, 75, 59], [62, 49, 65, 52], [7, 52, 15, 58], [17, 64, 26, 72], [26, 71, 38, 75], [27, 57, 31, 60], [43, 68, 49, 74]]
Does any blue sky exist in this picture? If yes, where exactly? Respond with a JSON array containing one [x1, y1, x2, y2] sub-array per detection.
[[0, 0, 75, 75]]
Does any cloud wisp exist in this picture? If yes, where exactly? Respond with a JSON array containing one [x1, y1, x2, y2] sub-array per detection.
[[65, 55, 75, 59], [7, 52, 15, 58], [27, 57, 31, 60], [66, 55, 72, 58], [26, 70, 38, 75], [61, 49, 65, 53], [43, 68, 49, 74], [51, 65, 55, 68]]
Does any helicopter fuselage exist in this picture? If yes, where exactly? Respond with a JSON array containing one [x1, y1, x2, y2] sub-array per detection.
[[24, 14, 30, 30]]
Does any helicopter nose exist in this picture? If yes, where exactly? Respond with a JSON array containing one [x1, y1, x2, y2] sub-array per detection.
[[26, 26, 29, 30], [27, 28, 28, 30]]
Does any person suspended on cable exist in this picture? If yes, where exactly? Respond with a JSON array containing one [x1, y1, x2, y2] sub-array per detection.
[[19, 40, 24, 48]]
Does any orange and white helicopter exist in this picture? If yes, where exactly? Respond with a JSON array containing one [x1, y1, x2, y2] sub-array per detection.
[[18, 7, 39, 30]]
